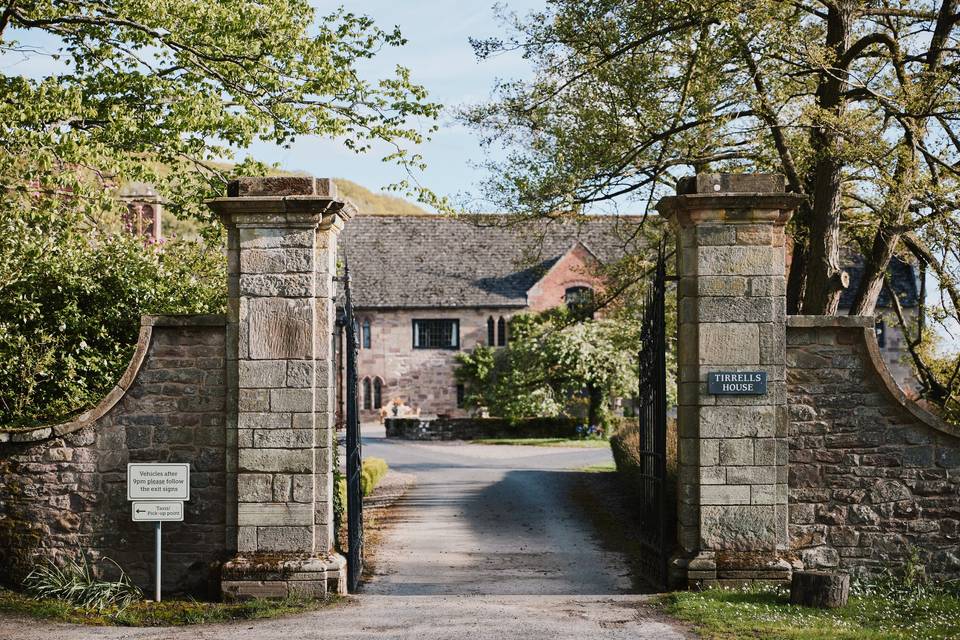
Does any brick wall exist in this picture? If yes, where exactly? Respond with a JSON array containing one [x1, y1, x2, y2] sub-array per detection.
[[786, 316, 960, 581], [0, 315, 229, 596]]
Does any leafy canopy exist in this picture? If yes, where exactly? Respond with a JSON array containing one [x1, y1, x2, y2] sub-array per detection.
[[455, 307, 641, 424], [0, 0, 442, 219], [0, 0, 441, 424], [463, 0, 960, 412]]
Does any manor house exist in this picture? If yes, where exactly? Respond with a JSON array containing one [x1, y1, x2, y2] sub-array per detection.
[[337, 213, 919, 422]]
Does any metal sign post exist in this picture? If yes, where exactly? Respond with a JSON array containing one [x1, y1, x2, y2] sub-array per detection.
[[155, 522, 161, 602], [127, 464, 190, 602]]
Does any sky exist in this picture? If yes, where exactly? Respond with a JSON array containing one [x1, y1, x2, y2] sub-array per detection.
[[244, 1, 545, 208]]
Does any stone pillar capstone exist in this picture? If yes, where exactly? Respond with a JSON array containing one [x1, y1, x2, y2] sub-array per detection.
[[657, 174, 804, 588], [208, 176, 354, 600]]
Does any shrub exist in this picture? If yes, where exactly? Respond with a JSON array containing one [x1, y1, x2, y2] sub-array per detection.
[[23, 554, 142, 613], [0, 208, 226, 427], [360, 458, 389, 497]]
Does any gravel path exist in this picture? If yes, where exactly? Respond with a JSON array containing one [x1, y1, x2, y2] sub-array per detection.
[[0, 426, 691, 639]]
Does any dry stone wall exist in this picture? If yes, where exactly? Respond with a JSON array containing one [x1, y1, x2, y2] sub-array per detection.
[[0, 315, 229, 596], [786, 316, 960, 580]]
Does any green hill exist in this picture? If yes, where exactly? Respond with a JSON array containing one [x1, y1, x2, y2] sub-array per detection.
[[332, 178, 429, 216]]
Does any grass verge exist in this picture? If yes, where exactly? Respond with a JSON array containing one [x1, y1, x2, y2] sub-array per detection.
[[0, 587, 335, 626], [470, 437, 609, 448], [663, 582, 960, 640]]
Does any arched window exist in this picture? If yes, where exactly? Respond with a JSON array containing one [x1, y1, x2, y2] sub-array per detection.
[[565, 286, 594, 318], [487, 316, 495, 346], [497, 316, 507, 346], [373, 378, 383, 409], [362, 318, 371, 349], [362, 378, 372, 410]]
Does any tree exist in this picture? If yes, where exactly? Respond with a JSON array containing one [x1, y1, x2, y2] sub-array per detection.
[[463, 0, 959, 314], [454, 307, 641, 428], [0, 0, 440, 423], [0, 0, 441, 221]]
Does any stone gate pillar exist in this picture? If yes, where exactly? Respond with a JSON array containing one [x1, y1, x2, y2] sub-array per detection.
[[657, 174, 804, 588], [208, 176, 354, 599]]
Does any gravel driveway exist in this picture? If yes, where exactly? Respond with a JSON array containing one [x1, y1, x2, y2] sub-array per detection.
[[0, 426, 690, 639]]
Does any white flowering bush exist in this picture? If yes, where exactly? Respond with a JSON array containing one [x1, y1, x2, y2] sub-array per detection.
[[455, 306, 640, 429]]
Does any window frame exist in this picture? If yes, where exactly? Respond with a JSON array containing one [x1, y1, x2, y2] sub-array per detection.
[[362, 318, 371, 350], [487, 316, 495, 346], [373, 377, 383, 409], [497, 316, 507, 346], [411, 318, 460, 350], [362, 377, 372, 410]]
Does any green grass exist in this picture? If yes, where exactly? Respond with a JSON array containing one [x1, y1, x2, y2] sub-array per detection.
[[580, 462, 616, 472], [470, 437, 609, 448], [664, 582, 960, 640], [0, 587, 336, 626]]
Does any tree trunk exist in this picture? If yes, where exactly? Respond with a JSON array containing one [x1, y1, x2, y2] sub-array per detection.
[[801, 4, 852, 315], [786, 212, 809, 314], [790, 571, 850, 608]]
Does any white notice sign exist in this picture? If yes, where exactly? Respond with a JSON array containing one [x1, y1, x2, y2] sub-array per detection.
[[132, 501, 184, 522], [127, 463, 190, 501]]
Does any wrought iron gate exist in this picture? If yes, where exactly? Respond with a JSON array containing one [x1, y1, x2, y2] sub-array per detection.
[[342, 262, 364, 592], [637, 245, 669, 589]]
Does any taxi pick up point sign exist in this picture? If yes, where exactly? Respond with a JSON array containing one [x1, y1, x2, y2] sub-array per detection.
[[127, 463, 190, 602]]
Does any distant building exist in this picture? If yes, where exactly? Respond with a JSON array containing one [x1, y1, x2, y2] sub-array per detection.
[[336, 214, 922, 421], [117, 182, 164, 241], [337, 214, 646, 420]]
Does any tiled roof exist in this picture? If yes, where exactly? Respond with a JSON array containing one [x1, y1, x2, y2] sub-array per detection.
[[839, 248, 920, 309], [338, 214, 648, 309], [337, 214, 919, 310]]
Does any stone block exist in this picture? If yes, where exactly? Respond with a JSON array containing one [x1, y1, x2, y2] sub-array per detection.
[[695, 245, 783, 277], [749, 276, 786, 297], [253, 429, 314, 448], [238, 360, 286, 388], [700, 405, 776, 438], [698, 296, 779, 323], [240, 273, 315, 298], [697, 225, 737, 246], [699, 323, 760, 365], [736, 225, 775, 245], [700, 466, 727, 484], [701, 485, 751, 505], [240, 248, 314, 275], [727, 465, 777, 484], [270, 388, 314, 413], [238, 503, 314, 526], [238, 389, 270, 412], [238, 412, 290, 430], [239, 227, 315, 250], [257, 526, 314, 552], [238, 474, 274, 502], [700, 439, 720, 465], [759, 323, 786, 364], [698, 276, 748, 297], [245, 298, 314, 360], [286, 360, 315, 388], [238, 449, 313, 473], [701, 505, 778, 551], [292, 474, 314, 503], [719, 439, 754, 466]]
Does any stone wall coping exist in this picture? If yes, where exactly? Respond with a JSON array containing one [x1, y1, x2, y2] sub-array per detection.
[[142, 313, 227, 327], [787, 314, 960, 441], [786, 315, 873, 328], [0, 314, 224, 443]]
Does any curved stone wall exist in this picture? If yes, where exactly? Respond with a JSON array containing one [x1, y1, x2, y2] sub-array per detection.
[[0, 315, 229, 596], [786, 316, 960, 580]]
